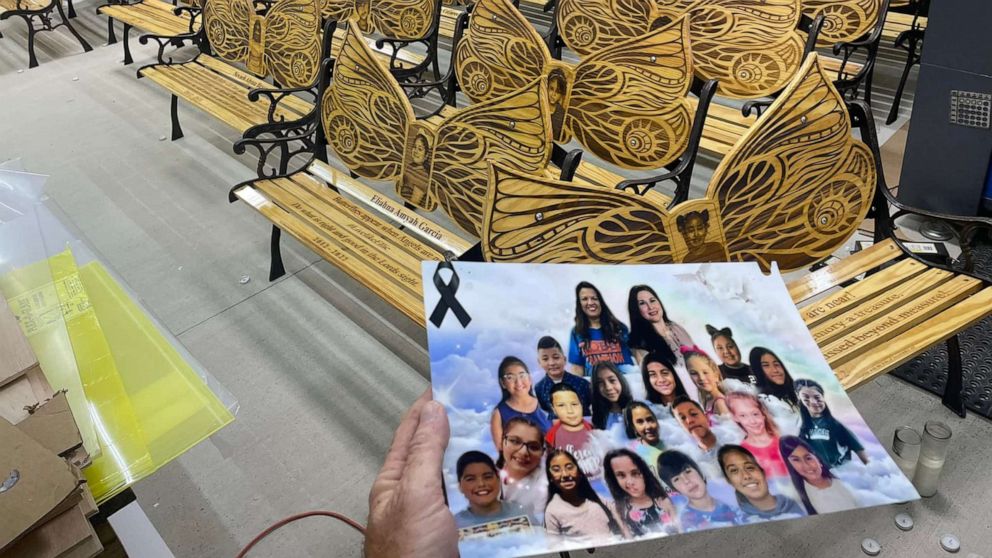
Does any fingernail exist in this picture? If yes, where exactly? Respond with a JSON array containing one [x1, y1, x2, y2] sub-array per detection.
[[423, 401, 443, 422]]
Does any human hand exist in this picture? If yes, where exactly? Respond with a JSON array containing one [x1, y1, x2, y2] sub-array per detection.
[[365, 389, 458, 558]]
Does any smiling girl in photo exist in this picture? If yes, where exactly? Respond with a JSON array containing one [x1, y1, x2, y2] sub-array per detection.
[[623, 401, 665, 477], [681, 347, 730, 418], [604, 449, 680, 536], [491, 356, 552, 452], [641, 351, 690, 411], [718, 445, 805, 521], [795, 379, 869, 467], [497, 417, 548, 523], [780, 436, 859, 515], [749, 347, 799, 409], [591, 362, 634, 430], [707, 325, 758, 387], [544, 449, 626, 539], [568, 281, 634, 377], [726, 391, 788, 477], [455, 451, 529, 529]]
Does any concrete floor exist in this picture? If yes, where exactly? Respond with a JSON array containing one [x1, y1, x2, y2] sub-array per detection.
[[1, 4, 990, 557]]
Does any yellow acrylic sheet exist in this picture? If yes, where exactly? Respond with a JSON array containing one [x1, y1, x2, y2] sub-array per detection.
[[1, 249, 234, 502]]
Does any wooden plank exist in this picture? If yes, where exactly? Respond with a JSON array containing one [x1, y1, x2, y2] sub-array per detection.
[[820, 274, 983, 367], [808, 267, 952, 346], [234, 186, 426, 323], [837, 287, 992, 390], [799, 258, 929, 326], [140, 66, 257, 132], [194, 56, 313, 118], [788, 239, 902, 303]]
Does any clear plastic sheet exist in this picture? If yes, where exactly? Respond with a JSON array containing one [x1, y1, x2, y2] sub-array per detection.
[[0, 168, 237, 503]]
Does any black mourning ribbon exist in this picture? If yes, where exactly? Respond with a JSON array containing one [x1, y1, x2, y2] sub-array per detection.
[[429, 260, 471, 328]]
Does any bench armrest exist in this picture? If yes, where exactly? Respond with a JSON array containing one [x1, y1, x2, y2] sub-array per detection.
[[173, 5, 202, 34], [138, 31, 201, 65], [234, 118, 320, 179], [248, 83, 318, 125]]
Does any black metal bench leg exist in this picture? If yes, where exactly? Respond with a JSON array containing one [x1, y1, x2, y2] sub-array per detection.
[[22, 15, 40, 68], [942, 335, 966, 417], [55, 0, 92, 53], [122, 23, 133, 65], [107, 16, 117, 44], [269, 225, 286, 281], [170, 94, 184, 140], [863, 61, 875, 106], [67, 0, 76, 18], [886, 37, 919, 125]]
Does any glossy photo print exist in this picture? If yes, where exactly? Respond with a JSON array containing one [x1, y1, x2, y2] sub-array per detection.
[[423, 261, 919, 558]]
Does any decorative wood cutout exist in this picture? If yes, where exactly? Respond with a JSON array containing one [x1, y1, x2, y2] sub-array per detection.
[[803, 0, 883, 46], [556, 0, 662, 58], [654, 0, 805, 98], [321, 0, 437, 40], [454, 0, 693, 170], [321, 21, 552, 236], [480, 54, 876, 272], [203, 0, 321, 87]]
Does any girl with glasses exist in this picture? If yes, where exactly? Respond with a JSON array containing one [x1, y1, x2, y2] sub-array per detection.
[[491, 356, 551, 452], [497, 417, 548, 524]]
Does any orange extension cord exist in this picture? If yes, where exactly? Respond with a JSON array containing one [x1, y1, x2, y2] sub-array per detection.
[[235, 511, 367, 558]]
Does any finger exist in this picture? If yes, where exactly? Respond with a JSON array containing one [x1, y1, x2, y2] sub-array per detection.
[[374, 389, 431, 489], [403, 400, 450, 495]]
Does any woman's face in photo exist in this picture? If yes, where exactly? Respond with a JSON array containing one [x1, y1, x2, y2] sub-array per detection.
[[723, 451, 769, 500], [459, 462, 500, 508], [647, 362, 676, 397], [609, 455, 646, 499], [635, 290, 664, 323], [687, 356, 720, 392], [670, 466, 707, 500], [631, 406, 660, 445], [798, 387, 827, 417], [730, 398, 766, 437], [501, 424, 543, 477], [500, 364, 532, 396], [578, 288, 601, 320], [549, 453, 580, 494], [787, 445, 824, 482], [595, 368, 622, 403], [760, 353, 787, 385], [713, 335, 741, 366]]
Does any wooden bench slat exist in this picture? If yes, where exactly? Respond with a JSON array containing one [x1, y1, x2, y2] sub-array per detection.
[[141, 65, 259, 132], [151, 61, 277, 129], [809, 267, 952, 346], [234, 184, 427, 323], [194, 55, 313, 116], [800, 258, 929, 326], [820, 274, 983, 368], [834, 286, 992, 390], [788, 239, 902, 303], [99, 1, 192, 36]]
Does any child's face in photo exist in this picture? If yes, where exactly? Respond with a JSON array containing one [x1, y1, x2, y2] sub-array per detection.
[[595, 369, 622, 403], [552, 390, 585, 427], [723, 451, 769, 500], [647, 362, 677, 397], [502, 424, 543, 477], [671, 466, 707, 500], [631, 406, 660, 445], [687, 356, 720, 392], [787, 445, 824, 482], [549, 454, 580, 494], [538, 347, 566, 379], [609, 455, 646, 499], [674, 401, 710, 440], [730, 398, 766, 437], [683, 215, 708, 248], [459, 462, 500, 508], [713, 336, 741, 366], [578, 288, 601, 320], [760, 353, 787, 385], [500, 364, 532, 396], [636, 290, 664, 323], [798, 387, 826, 417]]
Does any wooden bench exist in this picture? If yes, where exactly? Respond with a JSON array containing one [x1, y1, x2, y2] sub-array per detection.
[[136, 0, 322, 171], [97, 0, 198, 66], [0, 0, 91, 68]]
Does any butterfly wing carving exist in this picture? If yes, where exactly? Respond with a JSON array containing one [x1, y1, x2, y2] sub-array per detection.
[[556, 0, 660, 58], [803, 0, 882, 46], [566, 16, 693, 169], [706, 54, 875, 271], [372, 0, 436, 40], [482, 163, 673, 263], [657, 0, 804, 98], [262, 0, 322, 87], [321, 0, 375, 32], [321, 21, 414, 180], [429, 77, 553, 236], [203, 0, 254, 63], [454, 0, 551, 104]]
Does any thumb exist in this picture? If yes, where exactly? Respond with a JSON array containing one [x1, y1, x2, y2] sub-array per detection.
[[404, 400, 450, 494]]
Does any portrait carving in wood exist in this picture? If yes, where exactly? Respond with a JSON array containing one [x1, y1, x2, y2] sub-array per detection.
[[203, 0, 321, 87], [454, 0, 694, 170], [320, 0, 437, 40], [481, 54, 876, 272], [321, 21, 552, 236], [803, 0, 882, 46]]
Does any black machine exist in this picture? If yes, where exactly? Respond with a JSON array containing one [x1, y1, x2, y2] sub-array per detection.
[[897, 0, 992, 216]]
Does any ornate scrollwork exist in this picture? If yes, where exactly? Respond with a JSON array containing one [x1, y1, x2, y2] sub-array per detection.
[[803, 0, 882, 46]]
